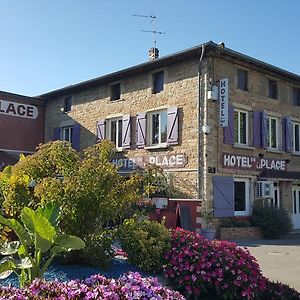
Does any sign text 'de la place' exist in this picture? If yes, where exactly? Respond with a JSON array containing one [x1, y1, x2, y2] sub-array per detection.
[[0, 100, 38, 120], [112, 153, 188, 171], [221, 153, 286, 171]]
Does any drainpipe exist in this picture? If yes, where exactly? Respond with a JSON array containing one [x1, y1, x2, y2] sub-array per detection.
[[197, 44, 205, 201]]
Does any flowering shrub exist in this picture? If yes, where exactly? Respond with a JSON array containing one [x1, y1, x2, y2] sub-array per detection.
[[0, 272, 185, 299], [163, 229, 266, 299], [118, 217, 171, 273], [258, 279, 300, 299]]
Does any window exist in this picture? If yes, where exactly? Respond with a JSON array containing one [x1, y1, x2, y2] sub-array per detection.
[[62, 126, 73, 142], [107, 118, 122, 149], [64, 96, 72, 112], [293, 87, 300, 106], [268, 79, 278, 99], [111, 83, 121, 101], [267, 116, 278, 149], [237, 69, 248, 91], [152, 71, 164, 94], [234, 178, 250, 216], [293, 122, 300, 153], [149, 110, 167, 145], [234, 109, 248, 145]]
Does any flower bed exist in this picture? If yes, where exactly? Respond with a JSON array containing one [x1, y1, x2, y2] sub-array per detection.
[[0, 272, 185, 300], [163, 228, 267, 299]]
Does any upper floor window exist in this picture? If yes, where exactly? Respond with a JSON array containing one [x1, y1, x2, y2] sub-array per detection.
[[106, 117, 123, 149], [64, 96, 72, 113], [111, 83, 121, 101], [237, 69, 248, 91], [62, 126, 73, 142], [267, 116, 278, 149], [152, 71, 164, 94], [293, 122, 300, 153], [293, 87, 300, 106], [268, 79, 278, 99], [149, 110, 168, 145], [234, 109, 248, 145]]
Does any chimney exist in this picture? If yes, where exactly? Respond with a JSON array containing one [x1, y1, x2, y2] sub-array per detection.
[[149, 47, 159, 60]]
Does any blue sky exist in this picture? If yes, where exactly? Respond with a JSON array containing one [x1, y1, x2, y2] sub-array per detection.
[[0, 0, 299, 96]]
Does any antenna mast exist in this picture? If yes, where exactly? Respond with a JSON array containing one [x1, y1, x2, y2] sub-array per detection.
[[133, 14, 166, 50]]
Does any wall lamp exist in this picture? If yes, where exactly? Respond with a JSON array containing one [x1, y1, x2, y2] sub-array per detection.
[[258, 153, 264, 158], [285, 159, 291, 164]]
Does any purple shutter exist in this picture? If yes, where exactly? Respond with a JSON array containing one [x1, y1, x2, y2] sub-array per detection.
[[122, 114, 131, 149], [53, 127, 61, 141], [253, 111, 262, 148], [213, 176, 234, 217], [261, 111, 268, 149], [96, 119, 105, 141], [72, 123, 81, 151], [283, 117, 293, 152], [136, 112, 146, 148], [223, 104, 234, 145], [167, 107, 179, 145]]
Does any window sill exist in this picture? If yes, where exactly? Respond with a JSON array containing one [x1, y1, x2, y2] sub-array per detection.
[[145, 144, 168, 150], [292, 151, 300, 156], [266, 148, 284, 154], [110, 98, 124, 103], [234, 144, 255, 150]]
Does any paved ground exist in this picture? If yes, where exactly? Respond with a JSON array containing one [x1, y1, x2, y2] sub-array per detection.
[[232, 236, 300, 292]]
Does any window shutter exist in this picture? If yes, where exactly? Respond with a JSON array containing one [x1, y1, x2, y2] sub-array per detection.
[[223, 104, 234, 145], [72, 123, 81, 151], [96, 119, 105, 141], [283, 117, 293, 152], [253, 111, 262, 147], [136, 112, 146, 148], [213, 176, 234, 217], [53, 127, 61, 141], [261, 111, 268, 149], [122, 114, 131, 149], [167, 107, 179, 145]]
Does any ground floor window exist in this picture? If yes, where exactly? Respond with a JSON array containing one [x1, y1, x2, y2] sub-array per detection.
[[234, 178, 250, 216], [62, 126, 73, 143]]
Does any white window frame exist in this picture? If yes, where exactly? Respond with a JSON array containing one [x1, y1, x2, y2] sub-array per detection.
[[234, 109, 249, 145], [293, 122, 300, 153], [267, 116, 279, 150], [148, 109, 168, 146], [106, 117, 123, 150], [234, 178, 250, 216], [61, 126, 73, 143], [267, 184, 280, 209]]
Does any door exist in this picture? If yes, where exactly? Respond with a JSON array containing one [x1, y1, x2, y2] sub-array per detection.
[[292, 187, 300, 229]]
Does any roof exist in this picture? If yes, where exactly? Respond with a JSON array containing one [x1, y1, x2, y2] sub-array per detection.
[[40, 41, 300, 99], [0, 90, 43, 103]]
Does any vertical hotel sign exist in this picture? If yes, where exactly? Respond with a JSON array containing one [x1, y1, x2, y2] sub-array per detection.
[[219, 78, 228, 127]]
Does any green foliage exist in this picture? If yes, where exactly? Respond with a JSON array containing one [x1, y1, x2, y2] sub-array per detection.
[[118, 217, 171, 273], [0, 203, 85, 287], [251, 204, 292, 238], [220, 217, 251, 228], [0, 140, 142, 266]]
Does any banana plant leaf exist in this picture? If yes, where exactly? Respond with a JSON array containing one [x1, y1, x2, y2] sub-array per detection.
[[0, 241, 20, 255]]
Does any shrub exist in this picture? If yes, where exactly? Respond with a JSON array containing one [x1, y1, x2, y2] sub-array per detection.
[[118, 217, 171, 273], [220, 217, 251, 227], [163, 228, 266, 300], [0, 272, 185, 299], [251, 204, 292, 238], [258, 279, 300, 299]]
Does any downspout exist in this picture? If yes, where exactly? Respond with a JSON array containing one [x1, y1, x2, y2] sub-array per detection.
[[197, 44, 205, 201]]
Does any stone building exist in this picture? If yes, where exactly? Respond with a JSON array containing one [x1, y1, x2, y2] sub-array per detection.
[[5, 41, 300, 232], [0, 91, 44, 168]]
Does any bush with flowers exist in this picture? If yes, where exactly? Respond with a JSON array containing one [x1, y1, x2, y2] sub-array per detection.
[[0, 271, 185, 300], [163, 228, 266, 299]]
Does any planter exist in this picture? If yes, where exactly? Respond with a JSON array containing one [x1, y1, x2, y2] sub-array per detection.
[[219, 226, 262, 240], [201, 228, 217, 240]]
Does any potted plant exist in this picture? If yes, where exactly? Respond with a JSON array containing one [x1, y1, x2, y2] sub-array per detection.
[[200, 207, 216, 240]]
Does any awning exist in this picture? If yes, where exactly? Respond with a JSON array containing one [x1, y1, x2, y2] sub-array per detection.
[[258, 168, 300, 180]]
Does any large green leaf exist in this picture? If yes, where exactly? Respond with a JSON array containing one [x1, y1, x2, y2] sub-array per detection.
[[16, 257, 32, 269], [0, 241, 20, 255], [21, 207, 57, 253], [36, 203, 61, 227], [0, 257, 16, 279], [0, 215, 31, 247], [54, 234, 85, 252]]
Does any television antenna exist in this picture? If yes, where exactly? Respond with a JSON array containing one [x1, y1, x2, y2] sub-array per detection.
[[133, 14, 166, 50]]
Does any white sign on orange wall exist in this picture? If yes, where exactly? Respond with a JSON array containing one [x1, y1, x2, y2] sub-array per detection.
[[0, 100, 38, 119]]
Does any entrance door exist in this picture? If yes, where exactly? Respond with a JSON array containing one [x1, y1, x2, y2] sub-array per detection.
[[292, 187, 300, 229]]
